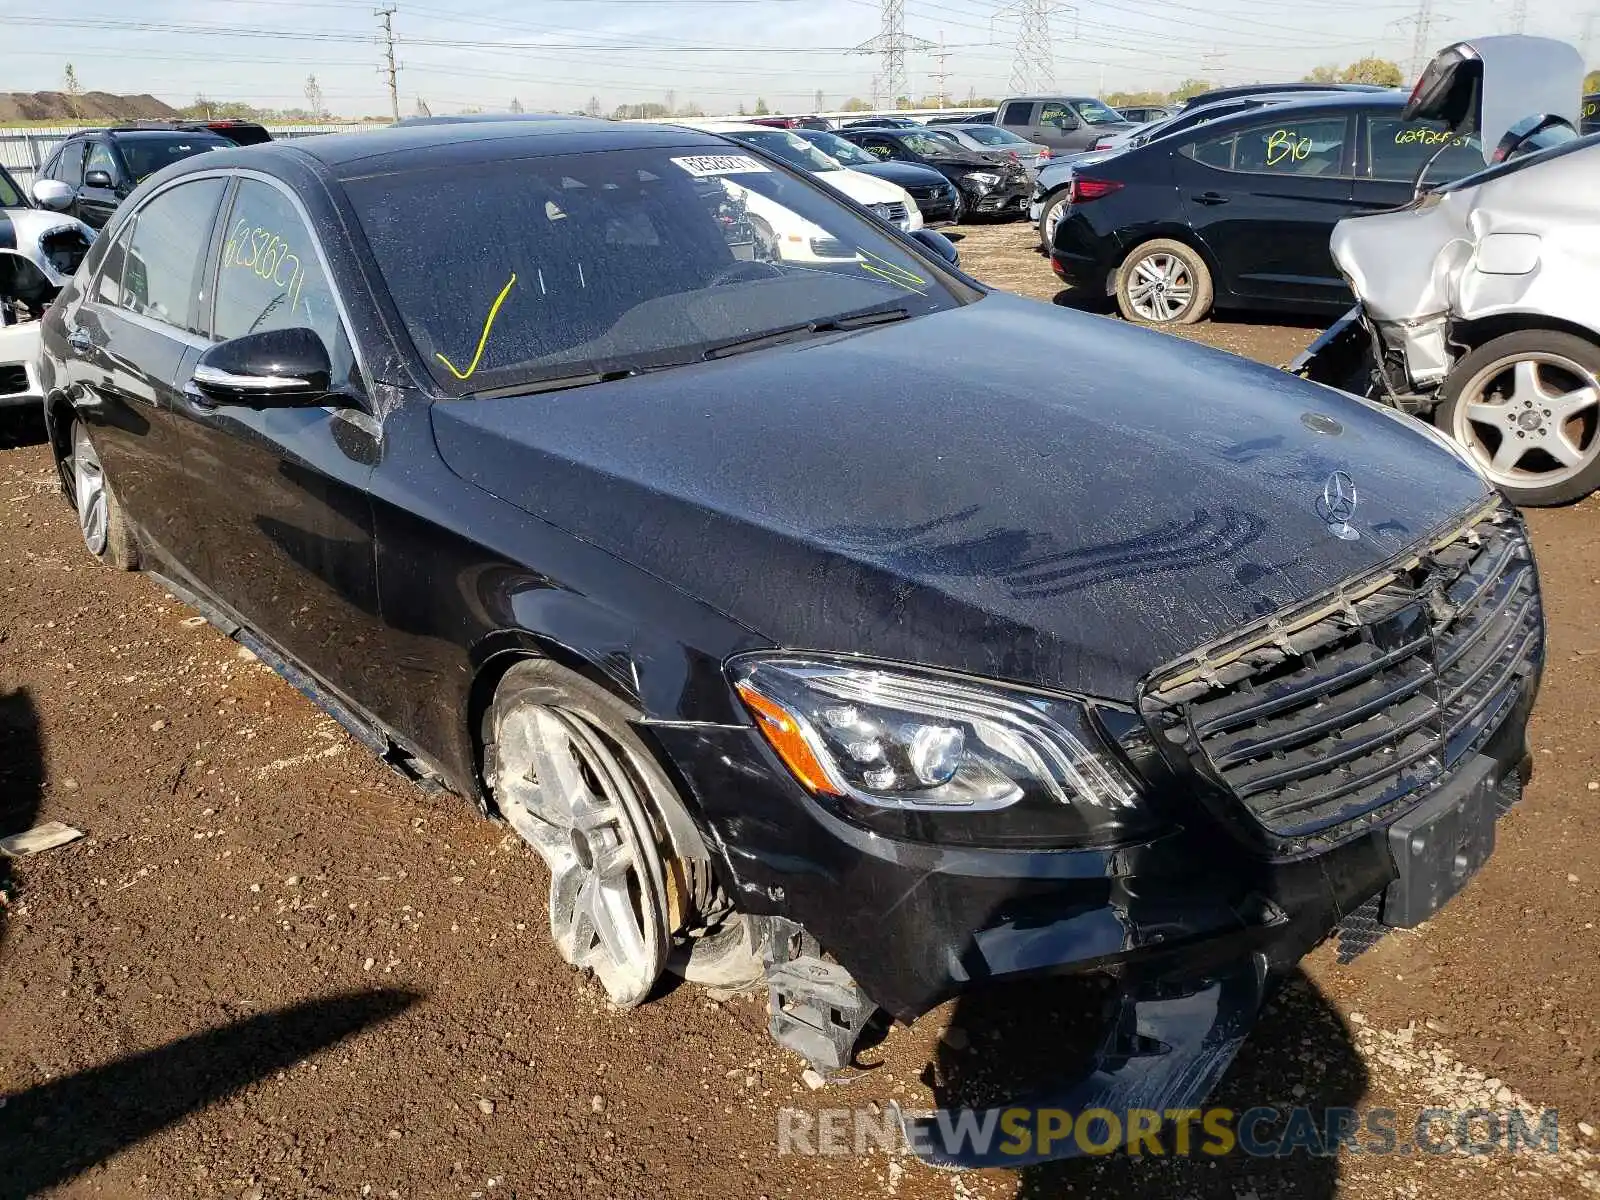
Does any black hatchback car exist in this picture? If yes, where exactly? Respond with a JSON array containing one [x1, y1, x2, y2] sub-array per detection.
[[796, 128, 962, 224], [34, 125, 233, 228], [1050, 92, 1486, 324], [38, 118, 1542, 1164], [841, 126, 1032, 216]]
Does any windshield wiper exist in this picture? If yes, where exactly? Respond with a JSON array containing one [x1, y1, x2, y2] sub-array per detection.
[[702, 305, 912, 361], [470, 366, 642, 399]]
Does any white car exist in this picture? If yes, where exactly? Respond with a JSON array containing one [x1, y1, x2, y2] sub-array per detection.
[[2, 167, 95, 411], [675, 122, 923, 234]]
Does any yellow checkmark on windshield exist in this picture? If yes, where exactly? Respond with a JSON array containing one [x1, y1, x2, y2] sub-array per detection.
[[436, 273, 518, 381]]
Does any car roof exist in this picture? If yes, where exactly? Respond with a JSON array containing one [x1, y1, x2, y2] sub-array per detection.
[[165, 119, 736, 182], [391, 113, 599, 127], [673, 120, 787, 134], [999, 95, 1098, 103]]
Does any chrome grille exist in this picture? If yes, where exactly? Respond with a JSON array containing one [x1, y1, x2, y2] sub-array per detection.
[[1140, 501, 1541, 852]]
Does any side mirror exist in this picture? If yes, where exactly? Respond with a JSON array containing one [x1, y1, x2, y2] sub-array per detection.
[[911, 228, 959, 266], [31, 179, 74, 211], [84, 169, 114, 189], [191, 327, 332, 407]]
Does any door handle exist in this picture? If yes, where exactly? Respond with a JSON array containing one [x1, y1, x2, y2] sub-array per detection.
[[66, 324, 92, 354], [1191, 191, 1230, 206]]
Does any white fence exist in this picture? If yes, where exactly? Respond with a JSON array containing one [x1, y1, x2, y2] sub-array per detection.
[[0, 122, 375, 186]]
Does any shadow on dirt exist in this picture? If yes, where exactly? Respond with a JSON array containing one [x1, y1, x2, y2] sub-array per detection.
[[0, 406, 48, 450], [1, 692, 424, 1194], [0, 989, 422, 1195], [915, 966, 1363, 1197]]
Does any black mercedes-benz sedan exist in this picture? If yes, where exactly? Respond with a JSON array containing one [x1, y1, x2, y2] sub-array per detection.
[[39, 117, 1542, 1165], [840, 126, 1033, 216]]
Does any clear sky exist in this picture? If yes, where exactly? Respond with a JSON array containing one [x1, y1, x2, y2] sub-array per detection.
[[0, 0, 1582, 118]]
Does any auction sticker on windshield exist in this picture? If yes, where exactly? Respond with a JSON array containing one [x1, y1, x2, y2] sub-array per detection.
[[671, 154, 771, 176]]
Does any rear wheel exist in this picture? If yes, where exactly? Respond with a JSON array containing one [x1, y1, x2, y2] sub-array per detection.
[[1436, 330, 1600, 507], [68, 419, 138, 569], [1113, 238, 1213, 325]]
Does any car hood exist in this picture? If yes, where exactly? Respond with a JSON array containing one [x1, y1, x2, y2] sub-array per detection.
[[431, 294, 1490, 700], [851, 161, 952, 189], [818, 168, 913, 207]]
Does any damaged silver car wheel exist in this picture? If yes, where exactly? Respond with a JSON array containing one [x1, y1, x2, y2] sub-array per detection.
[[487, 664, 690, 1007], [1440, 330, 1600, 507]]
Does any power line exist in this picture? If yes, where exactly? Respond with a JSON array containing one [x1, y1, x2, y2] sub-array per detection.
[[375, 5, 399, 122], [999, 0, 1059, 92]]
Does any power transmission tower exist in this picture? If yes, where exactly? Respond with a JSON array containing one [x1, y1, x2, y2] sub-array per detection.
[[931, 32, 952, 108], [376, 6, 400, 123], [996, 0, 1070, 94], [1509, 0, 1527, 34], [814, 88, 825, 111], [1395, 0, 1435, 82], [665, 89, 676, 115], [851, 0, 932, 109]]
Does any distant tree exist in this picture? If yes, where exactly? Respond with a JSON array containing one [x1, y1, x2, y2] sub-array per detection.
[[304, 73, 327, 119], [677, 101, 705, 117], [1168, 78, 1211, 102], [753, 97, 771, 115], [63, 63, 83, 119], [584, 95, 602, 117], [1104, 88, 1165, 107], [1341, 56, 1402, 86], [180, 95, 260, 120], [737, 102, 748, 116], [611, 102, 672, 120], [415, 96, 432, 117], [509, 97, 525, 113], [1302, 64, 1340, 83], [894, 95, 912, 109], [840, 97, 872, 112]]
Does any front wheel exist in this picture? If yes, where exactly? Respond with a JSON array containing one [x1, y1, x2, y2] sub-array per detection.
[[1113, 238, 1213, 325], [1036, 190, 1069, 252], [1435, 330, 1600, 507]]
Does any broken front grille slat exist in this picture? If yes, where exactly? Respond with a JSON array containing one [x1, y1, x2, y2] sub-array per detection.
[[1141, 502, 1541, 852]]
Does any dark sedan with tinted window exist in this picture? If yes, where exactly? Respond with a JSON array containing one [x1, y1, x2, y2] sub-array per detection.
[[1050, 92, 1487, 323], [841, 126, 1032, 216], [796, 129, 962, 224], [38, 116, 1540, 1166]]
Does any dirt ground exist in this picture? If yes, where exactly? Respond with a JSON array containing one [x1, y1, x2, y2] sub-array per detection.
[[2, 221, 1598, 1199]]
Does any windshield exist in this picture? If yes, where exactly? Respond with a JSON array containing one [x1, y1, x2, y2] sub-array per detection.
[[963, 126, 1030, 147], [899, 132, 964, 158], [1073, 99, 1125, 126], [117, 134, 229, 183], [732, 129, 842, 173], [346, 146, 963, 397], [803, 131, 879, 166], [0, 165, 23, 208]]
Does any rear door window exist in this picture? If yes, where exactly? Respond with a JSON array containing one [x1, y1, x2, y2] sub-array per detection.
[[119, 178, 227, 333], [1366, 116, 1481, 184], [999, 101, 1034, 127], [1185, 116, 1349, 176]]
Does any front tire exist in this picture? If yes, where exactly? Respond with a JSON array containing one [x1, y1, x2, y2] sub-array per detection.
[[1435, 330, 1600, 507], [1036, 189, 1068, 252], [1113, 238, 1213, 325], [68, 419, 138, 569]]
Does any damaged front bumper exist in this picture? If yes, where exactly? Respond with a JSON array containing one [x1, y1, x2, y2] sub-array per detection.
[[0, 320, 43, 410]]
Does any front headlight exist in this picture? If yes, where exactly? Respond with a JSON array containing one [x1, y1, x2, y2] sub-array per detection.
[[963, 171, 1001, 189], [730, 655, 1156, 848]]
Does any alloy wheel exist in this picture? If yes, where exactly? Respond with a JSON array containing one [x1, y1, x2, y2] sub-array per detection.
[[71, 422, 108, 556], [1043, 196, 1066, 245], [492, 702, 671, 1006], [1126, 252, 1194, 322], [1452, 353, 1600, 489]]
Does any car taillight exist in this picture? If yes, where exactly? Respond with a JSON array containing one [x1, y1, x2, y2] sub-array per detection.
[[1093, 139, 1113, 150], [1037, 147, 1051, 161], [1070, 177, 1123, 203]]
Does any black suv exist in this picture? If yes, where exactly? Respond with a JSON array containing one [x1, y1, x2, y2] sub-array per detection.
[[35, 125, 236, 228]]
